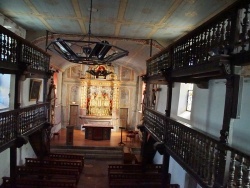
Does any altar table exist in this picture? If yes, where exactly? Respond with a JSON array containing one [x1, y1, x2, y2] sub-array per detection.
[[82, 124, 113, 140]]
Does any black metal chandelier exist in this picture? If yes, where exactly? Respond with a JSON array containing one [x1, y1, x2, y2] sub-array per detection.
[[46, 0, 128, 65]]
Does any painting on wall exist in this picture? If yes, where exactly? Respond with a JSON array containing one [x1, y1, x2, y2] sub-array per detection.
[[120, 88, 129, 107], [29, 79, 42, 101], [121, 67, 132, 81]]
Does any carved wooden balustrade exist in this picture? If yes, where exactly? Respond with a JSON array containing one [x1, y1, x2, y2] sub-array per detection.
[[144, 107, 250, 188], [147, 0, 250, 78], [0, 110, 18, 148], [0, 25, 50, 74], [0, 103, 49, 151], [18, 103, 49, 135], [144, 107, 165, 142]]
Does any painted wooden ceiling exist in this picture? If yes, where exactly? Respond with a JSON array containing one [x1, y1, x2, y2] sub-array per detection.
[[0, 0, 237, 74]]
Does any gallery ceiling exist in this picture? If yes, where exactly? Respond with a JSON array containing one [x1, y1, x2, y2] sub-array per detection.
[[0, 0, 237, 75]]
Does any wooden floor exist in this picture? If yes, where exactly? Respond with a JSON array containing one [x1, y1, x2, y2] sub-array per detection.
[[50, 128, 141, 148]]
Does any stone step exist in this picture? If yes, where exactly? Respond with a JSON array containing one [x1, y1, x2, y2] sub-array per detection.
[[50, 146, 123, 159], [50, 146, 141, 160]]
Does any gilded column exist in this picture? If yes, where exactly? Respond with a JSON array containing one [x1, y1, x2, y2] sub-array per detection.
[[80, 79, 89, 116], [112, 81, 120, 130]]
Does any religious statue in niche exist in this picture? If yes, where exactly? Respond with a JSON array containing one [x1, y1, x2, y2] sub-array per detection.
[[86, 65, 113, 79]]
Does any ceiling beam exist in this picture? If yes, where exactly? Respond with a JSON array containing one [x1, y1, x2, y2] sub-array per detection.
[[23, 0, 54, 32], [71, 0, 87, 34], [147, 0, 183, 38], [114, 0, 128, 36]]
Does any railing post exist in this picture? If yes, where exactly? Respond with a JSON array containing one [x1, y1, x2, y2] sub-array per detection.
[[214, 74, 240, 187], [9, 145, 17, 187]]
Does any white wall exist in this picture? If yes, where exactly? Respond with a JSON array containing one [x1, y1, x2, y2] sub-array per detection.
[[0, 149, 10, 185], [156, 85, 168, 114], [231, 77, 250, 153], [169, 157, 186, 188], [17, 143, 36, 166], [205, 80, 226, 137]]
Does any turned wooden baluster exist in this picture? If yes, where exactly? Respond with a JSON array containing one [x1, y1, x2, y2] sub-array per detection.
[[196, 34, 201, 64], [241, 5, 249, 52], [245, 159, 250, 188], [187, 39, 191, 66], [228, 152, 236, 188], [211, 25, 217, 53], [179, 127, 184, 158], [215, 22, 221, 55], [194, 135, 199, 173], [225, 16, 232, 54], [219, 20, 226, 54], [205, 28, 211, 61], [205, 140, 212, 181], [200, 137, 207, 179], [182, 43, 186, 67], [201, 32, 206, 63], [208, 142, 216, 186], [236, 156, 244, 187], [2, 35, 7, 61]]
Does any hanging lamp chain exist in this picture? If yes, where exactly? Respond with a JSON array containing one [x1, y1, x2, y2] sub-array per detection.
[[88, 0, 93, 42]]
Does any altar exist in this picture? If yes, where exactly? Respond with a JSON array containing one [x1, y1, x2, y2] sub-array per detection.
[[82, 124, 113, 140]]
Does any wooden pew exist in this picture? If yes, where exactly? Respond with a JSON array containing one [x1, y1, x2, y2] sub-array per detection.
[[25, 158, 83, 173], [16, 166, 80, 183], [48, 153, 84, 171], [108, 164, 170, 188], [109, 183, 180, 188], [2, 177, 76, 188], [108, 164, 163, 173]]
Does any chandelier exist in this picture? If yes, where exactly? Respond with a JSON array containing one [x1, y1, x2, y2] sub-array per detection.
[[46, 0, 129, 65]]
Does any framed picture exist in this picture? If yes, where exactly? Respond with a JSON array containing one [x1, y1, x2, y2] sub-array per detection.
[[29, 79, 42, 101]]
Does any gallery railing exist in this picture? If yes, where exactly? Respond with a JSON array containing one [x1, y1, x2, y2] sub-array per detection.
[[143, 107, 250, 188], [0, 25, 50, 73], [147, 0, 250, 76], [0, 103, 49, 149]]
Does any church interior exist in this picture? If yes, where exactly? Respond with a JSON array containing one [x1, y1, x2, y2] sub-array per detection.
[[1, 0, 250, 187]]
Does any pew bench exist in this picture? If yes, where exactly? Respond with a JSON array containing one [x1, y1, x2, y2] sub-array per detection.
[[25, 158, 83, 173], [2, 177, 77, 188], [109, 183, 180, 188], [16, 166, 80, 183], [48, 153, 84, 167], [108, 164, 163, 174], [47, 153, 84, 172], [109, 172, 171, 188], [108, 164, 170, 188]]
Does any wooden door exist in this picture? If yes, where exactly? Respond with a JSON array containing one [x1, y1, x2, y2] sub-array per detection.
[[69, 104, 78, 127], [120, 108, 128, 129]]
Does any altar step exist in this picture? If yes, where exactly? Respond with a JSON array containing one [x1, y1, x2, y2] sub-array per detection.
[[50, 146, 140, 160]]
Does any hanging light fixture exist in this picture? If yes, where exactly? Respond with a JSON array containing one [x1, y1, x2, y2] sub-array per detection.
[[46, 0, 129, 65]]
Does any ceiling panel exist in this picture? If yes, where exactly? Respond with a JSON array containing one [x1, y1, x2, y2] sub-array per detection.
[[80, 0, 119, 20], [11, 15, 46, 30], [120, 25, 152, 38], [125, 0, 175, 23], [47, 19, 82, 34], [84, 22, 115, 36], [31, 0, 76, 17], [0, 1, 32, 13]]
